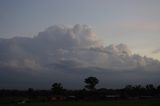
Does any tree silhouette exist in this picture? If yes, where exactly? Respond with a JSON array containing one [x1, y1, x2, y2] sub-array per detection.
[[28, 88, 34, 98], [157, 85, 160, 94], [51, 83, 64, 95], [125, 85, 133, 90], [146, 84, 155, 96], [157, 85, 160, 91], [124, 85, 134, 97], [146, 84, 155, 90], [84, 76, 99, 91]]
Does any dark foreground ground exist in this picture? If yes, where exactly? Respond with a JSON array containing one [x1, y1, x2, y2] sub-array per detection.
[[1, 98, 160, 106]]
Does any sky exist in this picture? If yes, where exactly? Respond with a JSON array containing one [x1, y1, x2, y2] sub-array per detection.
[[0, 0, 160, 89], [0, 0, 160, 60]]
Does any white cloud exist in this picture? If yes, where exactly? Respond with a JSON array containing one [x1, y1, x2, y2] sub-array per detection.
[[36, 24, 100, 49]]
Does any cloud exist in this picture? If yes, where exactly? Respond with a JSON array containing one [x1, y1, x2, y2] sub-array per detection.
[[2, 58, 43, 71], [89, 43, 132, 56], [153, 49, 160, 54], [0, 24, 160, 89], [36, 24, 100, 49]]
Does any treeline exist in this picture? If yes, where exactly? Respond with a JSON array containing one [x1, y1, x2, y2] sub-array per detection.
[[1, 85, 160, 98], [1, 76, 160, 100]]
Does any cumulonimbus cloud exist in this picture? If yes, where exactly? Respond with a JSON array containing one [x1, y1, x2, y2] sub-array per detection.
[[0, 24, 160, 89]]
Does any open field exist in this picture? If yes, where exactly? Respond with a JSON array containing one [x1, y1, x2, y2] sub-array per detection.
[[1, 99, 160, 106]]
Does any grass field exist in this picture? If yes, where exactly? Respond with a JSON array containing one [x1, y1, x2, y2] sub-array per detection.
[[1, 99, 160, 106]]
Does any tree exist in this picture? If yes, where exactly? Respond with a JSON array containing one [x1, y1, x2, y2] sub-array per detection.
[[84, 76, 99, 91], [124, 85, 134, 97], [51, 83, 64, 95], [28, 88, 34, 98], [146, 84, 155, 90], [125, 85, 133, 90], [146, 84, 155, 96], [157, 85, 160, 90], [157, 85, 160, 93]]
